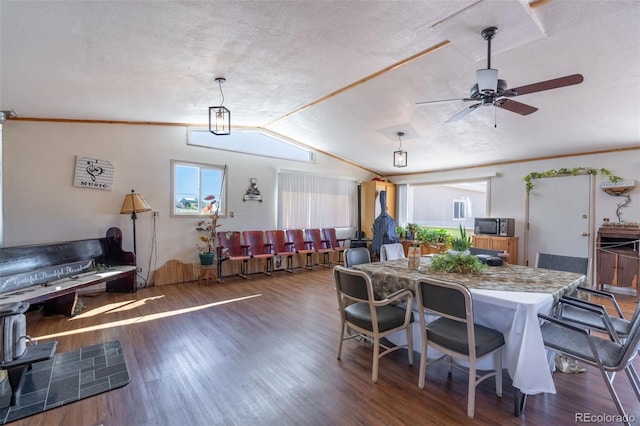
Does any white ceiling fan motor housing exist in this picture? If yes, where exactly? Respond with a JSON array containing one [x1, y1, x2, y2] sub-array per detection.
[[477, 69, 499, 93]]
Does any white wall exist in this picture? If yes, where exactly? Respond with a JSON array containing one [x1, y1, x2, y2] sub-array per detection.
[[3, 120, 639, 274], [2, 121, 372, 281]]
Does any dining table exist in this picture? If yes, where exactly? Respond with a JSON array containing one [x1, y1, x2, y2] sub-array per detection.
[[351, 257, 587, 399]]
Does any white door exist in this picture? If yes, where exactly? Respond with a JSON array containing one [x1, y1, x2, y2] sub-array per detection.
[[526, 175, 593, 268]]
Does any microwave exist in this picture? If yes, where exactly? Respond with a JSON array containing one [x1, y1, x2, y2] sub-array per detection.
[[474, 218, 515, 237]]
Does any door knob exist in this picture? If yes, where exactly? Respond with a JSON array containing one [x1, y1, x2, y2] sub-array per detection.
[[581, 232, 588, 237]]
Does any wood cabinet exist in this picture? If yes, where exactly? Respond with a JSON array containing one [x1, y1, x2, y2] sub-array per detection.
[[597, 227, 639, 300], [472, 235, 519, 265], [360, 180, 396, 240]]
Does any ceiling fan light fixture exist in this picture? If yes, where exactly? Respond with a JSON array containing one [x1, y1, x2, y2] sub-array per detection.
[[209, 77, 231, 135], [393, 131, 407, 168], [477, 69, 498, 93]]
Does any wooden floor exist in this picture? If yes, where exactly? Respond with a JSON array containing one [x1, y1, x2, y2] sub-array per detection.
[[20, 267, 640, 425]]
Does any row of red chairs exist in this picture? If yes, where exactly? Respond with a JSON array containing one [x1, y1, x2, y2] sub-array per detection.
[[215, 228, 348, 281]]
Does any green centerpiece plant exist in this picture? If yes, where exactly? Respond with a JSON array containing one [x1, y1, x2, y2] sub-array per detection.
[[429, 252, 486, 274]]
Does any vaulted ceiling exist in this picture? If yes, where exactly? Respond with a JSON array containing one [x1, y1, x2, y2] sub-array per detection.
[[1, 0, 639, 175]]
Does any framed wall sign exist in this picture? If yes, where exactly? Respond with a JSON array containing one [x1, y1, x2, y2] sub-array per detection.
[[73, 156, 115, 190]]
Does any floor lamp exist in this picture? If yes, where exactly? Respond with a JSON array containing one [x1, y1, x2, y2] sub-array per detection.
[[119, 189, 152, 261]]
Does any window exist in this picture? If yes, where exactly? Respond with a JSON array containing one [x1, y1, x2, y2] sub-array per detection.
[[407, 181, 487, 229], [188, 129, 315, 163], [452, 199, 467, 220], [171, 160, 226, 217], [277, 171, 356, 229]]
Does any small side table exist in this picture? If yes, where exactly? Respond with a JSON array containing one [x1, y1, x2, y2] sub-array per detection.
[[198, 265, 217, 285]]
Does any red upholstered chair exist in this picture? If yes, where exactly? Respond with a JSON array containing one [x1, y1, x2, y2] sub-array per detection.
[[305, 228, 334, 268], [242, 230, 274, 276], [265, 230, 296, 273], [285, 229, 315, 270], [216, 231, 250, 281], [322, 228, 348, 264]]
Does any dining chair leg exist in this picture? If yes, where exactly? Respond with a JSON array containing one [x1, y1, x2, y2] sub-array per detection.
[[337, 321, 346, 360], [626, 365, 640, 400], [372, 336, 380, 383], [495, 349, 503, 397], [418, 337, 428, 389], [406, 325, 414, 366], [468, 360, 476, 418]]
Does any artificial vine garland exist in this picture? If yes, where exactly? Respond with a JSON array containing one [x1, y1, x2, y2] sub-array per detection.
[[524, 167, 621, 192]]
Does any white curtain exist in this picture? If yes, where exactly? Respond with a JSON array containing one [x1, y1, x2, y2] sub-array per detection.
[[277, 171, 357, 230]]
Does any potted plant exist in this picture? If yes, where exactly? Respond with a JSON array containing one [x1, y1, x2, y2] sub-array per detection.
[[450, 224, 472, 254], [196, 195, 221, 265], [405, 223, 420, 240], [416, 228, 450, 254]]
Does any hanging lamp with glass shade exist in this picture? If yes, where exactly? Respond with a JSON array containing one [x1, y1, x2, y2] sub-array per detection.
[[393, 131, 407, 168], [209, 77, 231, 135]]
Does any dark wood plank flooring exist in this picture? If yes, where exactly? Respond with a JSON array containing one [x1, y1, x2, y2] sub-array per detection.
[[19, 267, 640, 425]]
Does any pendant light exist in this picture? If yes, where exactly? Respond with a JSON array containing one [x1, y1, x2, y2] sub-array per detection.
[[209, 77, 231, 135], [393, 131, 407, 168]]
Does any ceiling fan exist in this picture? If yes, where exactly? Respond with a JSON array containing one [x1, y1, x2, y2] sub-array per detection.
[[416, 26, 584, 123]]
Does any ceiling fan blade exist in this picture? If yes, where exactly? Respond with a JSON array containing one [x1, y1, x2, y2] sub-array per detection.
[[495, 99, 538, 115], [446, 103, 481, 123], [415, 98, 472, 106], [508, 74, 584, 97]]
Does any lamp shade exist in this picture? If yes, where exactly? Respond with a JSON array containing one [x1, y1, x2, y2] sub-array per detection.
[[209, 106, 231, 135], [476, 69, 498, 93], [393, 150, 407, 168], [120, 190, 152, 214]]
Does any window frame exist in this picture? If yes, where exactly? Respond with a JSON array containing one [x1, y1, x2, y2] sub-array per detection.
[[452, 198, 467, 221], [170, 159, 227, 218]]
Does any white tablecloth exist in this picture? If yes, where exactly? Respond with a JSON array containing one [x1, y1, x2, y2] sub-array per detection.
[[387, 289, 556, 395]]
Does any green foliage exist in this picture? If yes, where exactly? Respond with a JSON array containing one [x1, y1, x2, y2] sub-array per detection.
[[451, 224, 472, 252], [523, 167, 622, 192], [416, 228, 450, 244], [429, 253, 486, 274]]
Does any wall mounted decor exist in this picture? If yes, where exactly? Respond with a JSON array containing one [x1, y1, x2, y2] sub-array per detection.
[[243, 178, 262, 202], [601, 180, 636, 223], [73, 156, 114, 190]]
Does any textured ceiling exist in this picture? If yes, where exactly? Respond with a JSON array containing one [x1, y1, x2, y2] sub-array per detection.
[[1, 0, 639, 176]]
